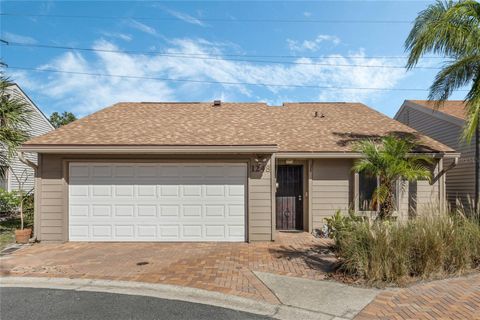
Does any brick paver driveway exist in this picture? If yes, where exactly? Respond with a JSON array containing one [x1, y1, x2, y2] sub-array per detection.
[[356, 274, 480, 320], [0, 232, 334, 304]]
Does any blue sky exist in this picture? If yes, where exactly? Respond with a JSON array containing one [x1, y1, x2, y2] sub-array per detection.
[[0, 1, 467, 118]]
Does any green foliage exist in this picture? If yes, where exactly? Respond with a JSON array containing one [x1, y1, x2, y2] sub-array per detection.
[[405, 0, 480, 141], [331, 209, 480, 285], [0, 74, 32, 179], [22, 193, 34, 228], [324, 210, 363, 241], [0, 188, 20, 214], [0, 189, 34, 229], [353, 136, 432, 219], [49, 111, 77, 128]]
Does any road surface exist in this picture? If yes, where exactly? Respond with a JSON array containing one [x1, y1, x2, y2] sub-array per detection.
[[1, 287, 273, 320]]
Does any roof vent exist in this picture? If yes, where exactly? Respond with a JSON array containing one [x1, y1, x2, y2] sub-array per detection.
[[314, 111, 325, 118], [213, 100, 222, 107]]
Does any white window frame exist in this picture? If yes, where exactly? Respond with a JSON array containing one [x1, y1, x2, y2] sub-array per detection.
[[0, 168, 10, 191]]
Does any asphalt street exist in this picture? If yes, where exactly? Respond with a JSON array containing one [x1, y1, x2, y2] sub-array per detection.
[[0, 287, 274, 320]]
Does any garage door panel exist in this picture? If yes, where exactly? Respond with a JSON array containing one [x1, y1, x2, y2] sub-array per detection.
[[92, 205, 111, 217], [137, 185, 157, 197], [114, 205, 135, 217], [92, 185, 112, 197], [69, 163, 246, 242], [92, 165, 112, 177], [92, 225, 112, 238]]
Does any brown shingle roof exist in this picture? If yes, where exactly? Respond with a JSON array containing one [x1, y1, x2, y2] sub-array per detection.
[[408, 100, 466, 121], [24, 102, 454, 153]]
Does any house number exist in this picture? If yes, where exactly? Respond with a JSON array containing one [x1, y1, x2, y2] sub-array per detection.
[[252, 164, 270, 173]]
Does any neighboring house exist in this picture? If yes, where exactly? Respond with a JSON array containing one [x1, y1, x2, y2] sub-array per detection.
[[0, 84, 54, 192], [395, 100, 477, 210], [20, 101, 457, 243]]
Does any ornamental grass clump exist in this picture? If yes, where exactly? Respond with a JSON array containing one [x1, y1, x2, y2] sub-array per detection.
[[329, 210, 480, 286]]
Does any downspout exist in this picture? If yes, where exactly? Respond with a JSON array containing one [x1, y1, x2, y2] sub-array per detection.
[[430, 156, 459, 185], [430, 156, 459, 212], [17, 151, 38, 240], [18, 152, 38, 171]]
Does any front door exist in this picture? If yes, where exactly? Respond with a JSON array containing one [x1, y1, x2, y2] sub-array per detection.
[[276, 165, 303, 230]]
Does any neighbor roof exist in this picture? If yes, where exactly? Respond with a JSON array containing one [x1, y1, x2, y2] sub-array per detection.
[[23, 102, 454, 153], [408, 100, 467, 121]]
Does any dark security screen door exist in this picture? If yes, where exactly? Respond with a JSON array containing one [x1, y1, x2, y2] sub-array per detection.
[[276, 165, 303, 230]]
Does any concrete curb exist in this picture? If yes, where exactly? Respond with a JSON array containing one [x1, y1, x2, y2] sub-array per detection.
[[0, 276, 333, 320]]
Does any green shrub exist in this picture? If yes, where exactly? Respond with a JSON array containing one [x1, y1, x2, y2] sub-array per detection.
[[0, 189, 34, 229], [324, 210, 364, 241], [22, 193, 34, 228], [329, 209, 480, 285], [0, 188, 20, 214]]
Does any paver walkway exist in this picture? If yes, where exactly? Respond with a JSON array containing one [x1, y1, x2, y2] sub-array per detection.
[[356, 273, 480, 320], [0, 232, 335, 304]]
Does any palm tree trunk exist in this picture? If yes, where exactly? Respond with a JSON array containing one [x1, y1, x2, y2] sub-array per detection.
[[378, 181, 395, 219]]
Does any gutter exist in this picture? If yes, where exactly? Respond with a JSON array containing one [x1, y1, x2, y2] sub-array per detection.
[[19, 145, 279, 154], [276, 152, 460, 159]]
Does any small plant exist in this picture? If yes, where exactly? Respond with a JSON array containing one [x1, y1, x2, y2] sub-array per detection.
[[0, 188, 20, 214], [8, 168, 34, 243], [324, 210, 363, 241]]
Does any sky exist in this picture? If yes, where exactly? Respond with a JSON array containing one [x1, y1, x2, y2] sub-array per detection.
[[0, 0, 468, 118]]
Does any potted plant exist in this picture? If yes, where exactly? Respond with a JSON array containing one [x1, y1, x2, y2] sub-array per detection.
[[12, 169, 33, 244], [15, 191, 32, 243]]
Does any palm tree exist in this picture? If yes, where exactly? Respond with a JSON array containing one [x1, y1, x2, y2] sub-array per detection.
[[405, 0, 480, 141], [0, 75, 31, 180], [353, 136, 433, 219]]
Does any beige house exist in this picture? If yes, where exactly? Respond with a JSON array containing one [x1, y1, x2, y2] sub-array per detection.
[[395, 100, 477, 210], [21, 101, 457, 243]]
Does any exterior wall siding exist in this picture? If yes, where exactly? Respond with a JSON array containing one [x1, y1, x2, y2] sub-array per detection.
[[396, 107, 475, 209], [4, 86, 54, 192], [36, 153, 273, 242], [309, 158, 441, 230], [311, 159, 353, 231]]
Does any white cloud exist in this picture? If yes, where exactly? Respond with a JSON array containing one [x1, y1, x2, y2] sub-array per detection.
[[16, 38, 407, 115], [165, 9, 206, 26], [2, 32, 37, 44], [287, 34, 341, 52], [99, 32, 132, 42], [128, 19, 157, 36]]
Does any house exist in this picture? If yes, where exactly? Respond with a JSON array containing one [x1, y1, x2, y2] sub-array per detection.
[[395, 100, 477, 210], [20, 101, 457, 243], [0, 84, 54, 192]]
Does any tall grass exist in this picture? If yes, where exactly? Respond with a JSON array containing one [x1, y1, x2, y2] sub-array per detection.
[[330, 209, 480, 285]]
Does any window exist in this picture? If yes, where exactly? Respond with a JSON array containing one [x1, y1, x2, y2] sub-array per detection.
[[359, 173, 377, 211], [0, 170, 9, 191], [357, 172, 399, 212]]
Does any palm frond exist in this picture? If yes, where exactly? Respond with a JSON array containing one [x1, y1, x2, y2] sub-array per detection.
[[406, 0, 480, 68], [428, 55, 480, 103], [463, 74, 480, 141]]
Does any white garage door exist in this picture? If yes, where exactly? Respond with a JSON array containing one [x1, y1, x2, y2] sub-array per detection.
[[68, 163, 246, 242]]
